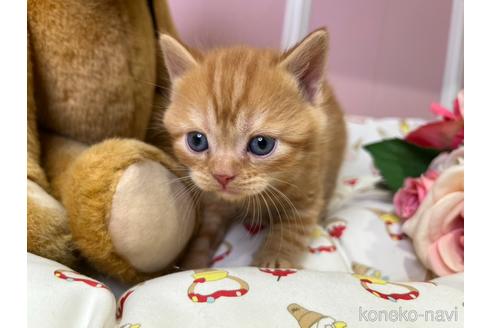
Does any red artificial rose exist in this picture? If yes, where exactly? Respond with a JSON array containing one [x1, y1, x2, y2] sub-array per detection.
[[405, 91, 464, 150]]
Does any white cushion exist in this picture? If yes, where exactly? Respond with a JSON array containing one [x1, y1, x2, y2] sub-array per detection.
[[28, 117, 464, 327]]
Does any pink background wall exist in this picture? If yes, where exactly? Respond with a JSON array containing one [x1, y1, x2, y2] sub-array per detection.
[[168, 0, 452, 118], [169, 0, 285, 49]]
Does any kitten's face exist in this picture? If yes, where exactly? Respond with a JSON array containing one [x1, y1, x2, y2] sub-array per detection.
[[161, 32, 328, 202]]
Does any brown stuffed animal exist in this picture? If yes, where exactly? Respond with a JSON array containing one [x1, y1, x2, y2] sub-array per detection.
[[27, 0, 196, 283]]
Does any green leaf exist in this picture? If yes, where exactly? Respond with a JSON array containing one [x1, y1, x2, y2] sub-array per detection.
[[363, 138, 440, 192]]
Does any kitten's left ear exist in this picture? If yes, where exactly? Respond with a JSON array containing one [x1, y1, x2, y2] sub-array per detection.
[[279, 28, 329, 103], [159, 34, 198, 82]]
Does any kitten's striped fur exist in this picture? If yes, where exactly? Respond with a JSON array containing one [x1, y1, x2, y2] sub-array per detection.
[[160, 29, 347, 269]]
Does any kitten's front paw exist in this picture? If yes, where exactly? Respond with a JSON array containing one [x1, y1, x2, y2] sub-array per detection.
[[251, 255, 300, 269]]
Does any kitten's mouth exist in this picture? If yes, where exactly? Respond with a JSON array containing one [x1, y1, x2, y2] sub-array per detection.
[[215, 185, 267, 202], [194, 179, 243, 201], [216, 188, 243, 201], [190, 174, 263, 201]]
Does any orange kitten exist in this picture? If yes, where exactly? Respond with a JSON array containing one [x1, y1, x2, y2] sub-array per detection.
[[159, 28, 346, 269]]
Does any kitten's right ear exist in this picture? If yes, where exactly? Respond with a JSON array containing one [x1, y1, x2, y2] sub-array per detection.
[[159, 34, 197, 81]]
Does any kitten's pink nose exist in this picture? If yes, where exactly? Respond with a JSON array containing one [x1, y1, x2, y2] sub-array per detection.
[[213, 174, 236, 188]]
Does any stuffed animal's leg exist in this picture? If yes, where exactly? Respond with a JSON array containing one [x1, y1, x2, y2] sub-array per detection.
[[27, 180, 78, 267], [44, 135, 197, 283], [27, 41, 78, 267], [28, 123, 77, 267]]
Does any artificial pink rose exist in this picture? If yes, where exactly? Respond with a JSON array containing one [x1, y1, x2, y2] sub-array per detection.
[[402, 165, 464, 276], [393, 170, 439, 220], [428, 146, 464, 173]]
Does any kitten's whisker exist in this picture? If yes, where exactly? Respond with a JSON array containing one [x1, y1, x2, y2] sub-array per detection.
[[269, 177, 302, 192], [186, 187, 203, 244], [169, 182, 200, 248], [159, 177, 195, 200], [165, 175, 192, 185], [259, 192, 272, 233], [263, 188, 284, 259], [184, 187, 202, 236], [265, 186, 288, 221], [267, 184, 306, 248], [268, 184, 305, 235], [252, 195, 264, 247], [133, 78, 171, 92], [238, 196, 250, 227], [171, 179, 198, 209], [176, 184, 201, 248], [259, 192, 272, 231], [253, 194, 273, 252], [172, 182, 198, 211], [236, 195, 252, 246]]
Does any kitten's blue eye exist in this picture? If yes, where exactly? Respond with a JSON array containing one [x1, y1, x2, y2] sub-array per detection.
[[248, 135, 276, 156], [187, 131, 208, 152]]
